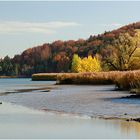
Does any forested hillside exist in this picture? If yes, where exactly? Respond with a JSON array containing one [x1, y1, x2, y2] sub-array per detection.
[[1, 22, 140, 76]]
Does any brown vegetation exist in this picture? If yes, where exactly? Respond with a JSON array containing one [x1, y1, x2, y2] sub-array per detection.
[[32, 73, 58, 81], [58, 71, 140, 92], [115, 70, 140, 90], [32, 70, 140, 92], [0, 76, 17, 78], [57, 72, 117, 85]]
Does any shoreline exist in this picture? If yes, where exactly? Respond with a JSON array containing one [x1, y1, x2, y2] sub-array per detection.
[[1, 79, 140, 124], [2, 101, 140, 123], [31, 71, 140, 95], [41, 107, 140, 123], [0, 76, 30, 79]]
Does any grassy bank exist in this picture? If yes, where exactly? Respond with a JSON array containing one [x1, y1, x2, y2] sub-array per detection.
[[58, 71, 140, 92], [32, 72, 118, 83], [0, 76, 18, 78], [57, 72, 120, 85], [0, 76, 31, 79], [32, 73, 58, 81], [32, 70, 140, 92]]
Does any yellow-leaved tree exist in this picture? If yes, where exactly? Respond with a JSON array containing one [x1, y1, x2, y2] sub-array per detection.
[[71, 54, 101, 72], [71, 54, 81, 72]]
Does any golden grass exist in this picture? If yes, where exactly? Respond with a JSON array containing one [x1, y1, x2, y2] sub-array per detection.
[[115, 70, 140, 90], [32, 70, 140, 91], [57, 71, 140, 91], [57, 72, 121, 85]]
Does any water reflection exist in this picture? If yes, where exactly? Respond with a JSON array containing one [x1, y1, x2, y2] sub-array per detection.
[[0, 102, 140, 138], [117, 120, 140, 138]]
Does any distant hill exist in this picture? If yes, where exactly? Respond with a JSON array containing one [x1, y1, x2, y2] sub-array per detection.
[[8, 21, 140, 75]]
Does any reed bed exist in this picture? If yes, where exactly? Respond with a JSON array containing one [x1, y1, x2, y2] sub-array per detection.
[[57, 71, 140, 91], [115, 70, 140, 90], [32, 70, 140, 92], [57, 71, 122, 85]]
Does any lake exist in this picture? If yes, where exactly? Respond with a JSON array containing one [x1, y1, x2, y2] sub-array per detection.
[[0, 78, 140, 138]]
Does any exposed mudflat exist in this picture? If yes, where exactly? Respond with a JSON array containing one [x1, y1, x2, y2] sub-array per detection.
[[0, 79, 140, 120], [1, 79, 140, 138]]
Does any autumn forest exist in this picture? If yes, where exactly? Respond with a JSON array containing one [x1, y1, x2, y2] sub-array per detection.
[[1, 21, 140, 77]]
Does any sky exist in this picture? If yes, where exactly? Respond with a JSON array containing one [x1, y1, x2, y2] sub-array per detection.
[[0, 1, 140, 58]]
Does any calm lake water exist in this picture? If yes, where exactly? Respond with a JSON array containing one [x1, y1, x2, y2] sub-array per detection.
[[0, 78, 140, 138]]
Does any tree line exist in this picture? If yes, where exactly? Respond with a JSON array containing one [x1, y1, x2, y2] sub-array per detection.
[[1, 22, 140, 76]]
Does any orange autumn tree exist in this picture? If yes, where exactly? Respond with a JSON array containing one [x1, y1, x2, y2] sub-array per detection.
[[71, 54, 101, 72]]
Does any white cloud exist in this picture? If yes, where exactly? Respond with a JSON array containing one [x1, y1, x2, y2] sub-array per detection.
[[0, 21, 80, 34], [99, 23, 122, 27]]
